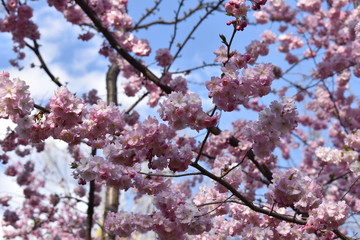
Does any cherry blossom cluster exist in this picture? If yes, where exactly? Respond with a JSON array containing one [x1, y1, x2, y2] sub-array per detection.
[[267, 168, 305, 207], [159, 91, 219, 131], [105, 189, 212, 239], [206, 63, 275, 111], [315, 146, 360, 176], [48, 86, 86, 128], [255, 0, 297, 23], [315, 146, 359, 165], [87, 116, 196, 172], [76, 155, 139, 190], [155, 48, 173, 67], [245, 40, 270, 65], [80, 100, 125, 143], [2, 159, 87, 239], [294, 176, 323, 212], [305, 200, 349, 232], [0, 4, 39, 67], [296, 0, 321, 13], [224, 0, 248, 18], [245, 98, 298, 158], [0, 73, 34, 122], [2, 0, 360, 238], [10, 85, 126, 146], [224, 0, 267, 29], [344, 129, 360, 151]]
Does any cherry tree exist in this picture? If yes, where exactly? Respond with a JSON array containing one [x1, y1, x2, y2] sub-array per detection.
[[1, 0, 360, 239]]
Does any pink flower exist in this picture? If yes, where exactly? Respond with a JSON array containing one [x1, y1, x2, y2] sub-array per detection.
[[305, 201, 349, 231], [267, 169, 305, 207], [132, 39, 151, 56], [214, 45, 228, 63], [0, 74, 34, 122], [159, 92, 219, 131], [48, 86, 86, 128], [224, 0, 249, 18], [155, 48, 173, 66]]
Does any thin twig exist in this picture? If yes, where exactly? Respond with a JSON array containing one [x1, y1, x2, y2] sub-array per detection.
[[220, 150, 248, 179], [25, 40, 62, 87], [196, 194, 234, 217], [132, 1, 212, 31], [165, 0, 226, 71], [170, 62, 220, 74], [168, 0, 185, 51], [125, 91, 150, 114], [190, 161, 306, 225], [341, 176, 360, 201], [131, 0, 162, 31], [194, 107, 217, 164]]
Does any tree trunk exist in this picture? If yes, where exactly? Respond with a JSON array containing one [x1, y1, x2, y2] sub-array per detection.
[[103, 64, 120, 239]]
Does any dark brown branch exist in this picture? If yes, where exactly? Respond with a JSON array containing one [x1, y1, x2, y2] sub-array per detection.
[[125, 91, 150, 114], [34, 104, 50, 113], [86, 148, 97, 240], [220, 150, 248, 179], [196, 194, 234, 217], [59, 195, 88, 204], [333, 229, 356, 240], [321, 82, 349, 134], [25, 40, 62, 87], [86, 180, 95, 240], [194, 128, 211, 164], [190, 161, 306, 225], [75, 0, 172, 94], [246, 149, 273, 183], [325, 171, 351, 185], [1, 0, 9, 13], [194, 107, 217, 164]]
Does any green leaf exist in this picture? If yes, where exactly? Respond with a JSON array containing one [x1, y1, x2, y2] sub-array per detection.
[[70, 162, 78, 169], [343, 146, 352, 151], [219, 34, 227, 44]]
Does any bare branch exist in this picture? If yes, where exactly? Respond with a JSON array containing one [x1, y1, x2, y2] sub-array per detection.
[[168, 0, 185, 51], [132, 0, 162, 31], [170, 62, 220, 75], [125, 91, 150, 114], [132, 1, 214, 31], [190, 161, 306, 225], [75, 0, 172, 94], [25, 40, 63, 87], [165, 0, 226, 71]]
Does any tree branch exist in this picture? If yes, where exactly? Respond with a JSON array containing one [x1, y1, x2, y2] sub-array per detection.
[[25, 40, 63, 87], [190, 161, 306, 225], [131, 0, 162, 31], [74, 0, 172, 94], [165, 0, 226, 71], [86, 148, 97, 240]]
